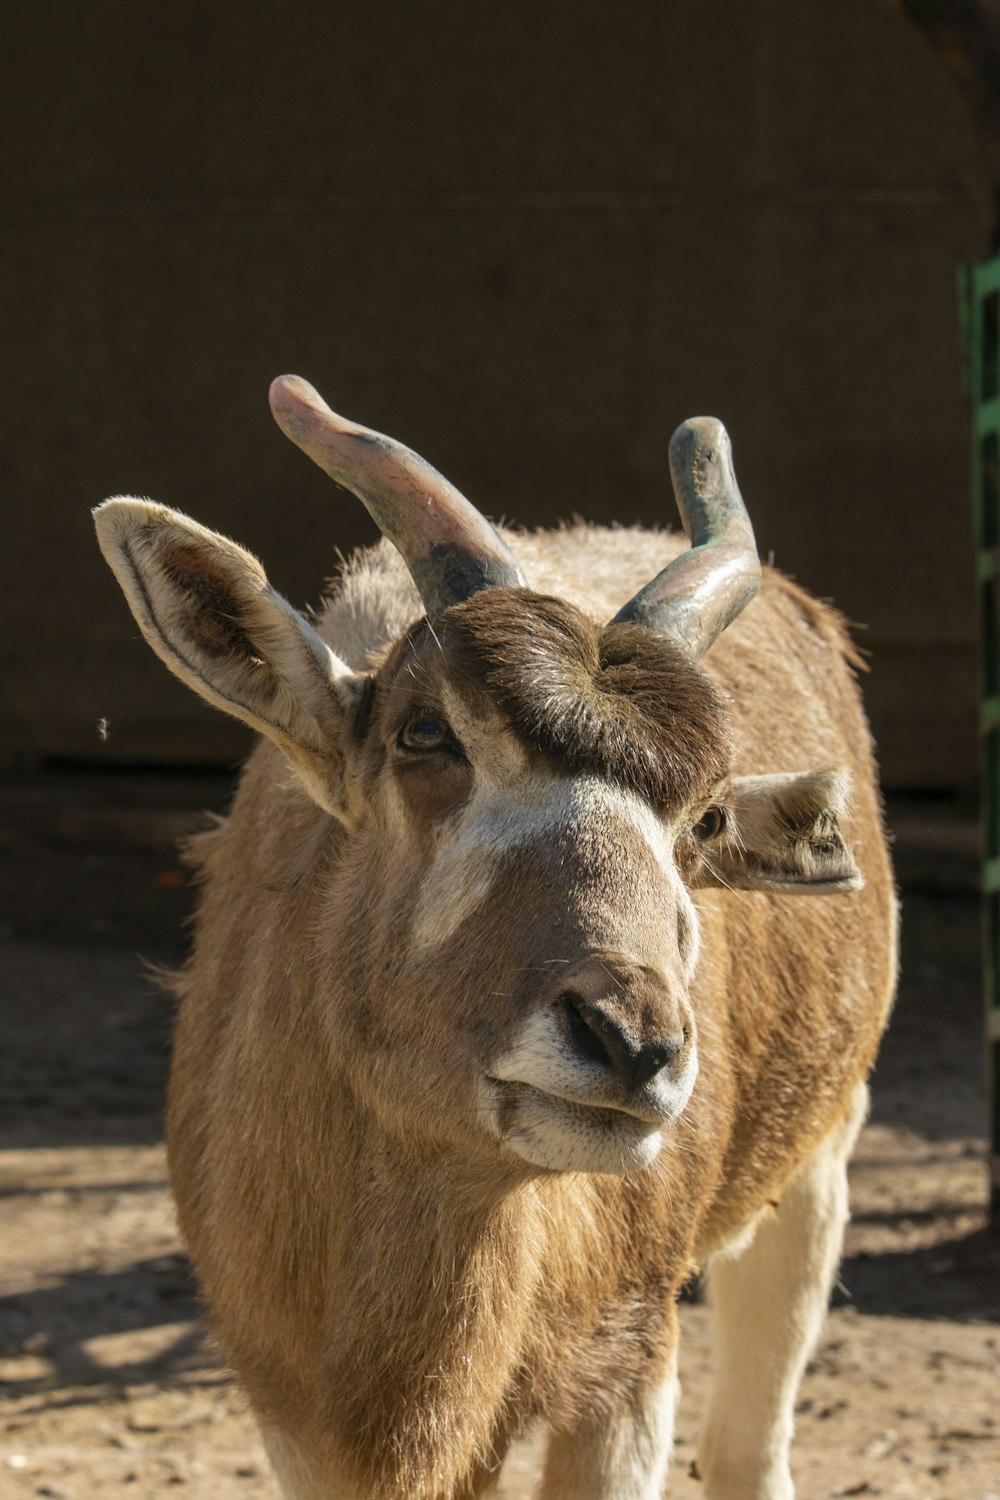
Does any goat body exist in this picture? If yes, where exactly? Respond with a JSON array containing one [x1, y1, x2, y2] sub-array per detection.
[[96, 386, 896, 1500]]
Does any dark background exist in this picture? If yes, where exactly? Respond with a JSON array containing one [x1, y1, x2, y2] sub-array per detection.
[[0, 0, 990, 790]]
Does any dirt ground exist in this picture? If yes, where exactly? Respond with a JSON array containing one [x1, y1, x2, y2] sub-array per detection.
[[1, 771, 998, 1500]]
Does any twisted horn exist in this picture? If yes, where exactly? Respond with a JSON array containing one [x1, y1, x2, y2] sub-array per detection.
[[611, 417, 760, 659], [269, 375, 527, 618]]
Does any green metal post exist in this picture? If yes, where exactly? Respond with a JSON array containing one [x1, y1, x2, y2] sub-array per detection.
[[965, 257, 1000, 1216]]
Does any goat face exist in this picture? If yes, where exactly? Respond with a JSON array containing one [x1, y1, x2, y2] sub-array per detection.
[[317, 588, 733, 1174]]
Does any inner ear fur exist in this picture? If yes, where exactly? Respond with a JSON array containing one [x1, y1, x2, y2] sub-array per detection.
[[698, 769, 863, 894], [94, 497, 366, 815]]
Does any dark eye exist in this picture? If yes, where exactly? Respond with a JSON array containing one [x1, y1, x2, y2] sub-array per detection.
[[398, 710, 454, 753], [693, 806, 726, 841]]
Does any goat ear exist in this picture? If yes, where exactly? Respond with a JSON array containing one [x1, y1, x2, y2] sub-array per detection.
[[697, 770, 863, 894], [94, 498, 366, 817]]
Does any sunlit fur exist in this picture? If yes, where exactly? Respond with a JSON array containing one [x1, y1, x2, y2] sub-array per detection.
[[96, 510, 898, 1500]]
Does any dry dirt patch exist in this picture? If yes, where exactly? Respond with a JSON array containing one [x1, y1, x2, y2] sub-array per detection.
[[1, 1128, 996, 1499]]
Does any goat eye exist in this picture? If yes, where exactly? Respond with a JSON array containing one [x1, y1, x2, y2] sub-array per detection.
[[693, 806, 726, 841], [399, 711, 452, 752]]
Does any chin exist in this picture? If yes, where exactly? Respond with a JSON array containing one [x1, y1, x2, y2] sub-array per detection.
[[497, 1083, 665, 1175]]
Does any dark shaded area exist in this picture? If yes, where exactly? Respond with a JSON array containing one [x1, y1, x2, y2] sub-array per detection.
[[839, 1223, 1000, 1323], [890, 0, 1000, 248], [833, 868, 1000, 1322], [0, 765, 228, 949], [0, 0, 988, 788], [0, 767, 227, 1148], [0, 1255, 207, 1398], [868, 887, 984, 1142]]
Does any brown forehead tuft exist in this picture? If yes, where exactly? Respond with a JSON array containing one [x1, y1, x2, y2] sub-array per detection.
[[423, 589, 733, 806]]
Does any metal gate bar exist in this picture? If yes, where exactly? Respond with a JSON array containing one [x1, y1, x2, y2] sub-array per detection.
[[963, 257, 1000, 1216]]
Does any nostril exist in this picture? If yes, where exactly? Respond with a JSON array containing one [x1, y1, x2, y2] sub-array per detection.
[[561, 991, 615, 1070]]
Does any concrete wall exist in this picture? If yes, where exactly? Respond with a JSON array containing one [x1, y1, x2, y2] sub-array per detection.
[[0, 0, 989, 787]]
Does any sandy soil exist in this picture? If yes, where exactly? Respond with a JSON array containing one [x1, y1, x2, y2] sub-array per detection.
[[1, 777, 998, 1499]]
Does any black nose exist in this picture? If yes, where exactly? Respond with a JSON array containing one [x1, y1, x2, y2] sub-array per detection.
[[560, 990, 686, 1094]]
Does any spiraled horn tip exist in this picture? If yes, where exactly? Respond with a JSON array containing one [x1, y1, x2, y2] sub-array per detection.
[[269, 372, 319, 418], [268, 375, 352, 451], [669, 415, 729, 456]]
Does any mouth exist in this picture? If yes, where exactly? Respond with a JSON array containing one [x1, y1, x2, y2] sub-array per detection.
[[483, 1078, 665, 1175], [486, 1076, 664, 1126]]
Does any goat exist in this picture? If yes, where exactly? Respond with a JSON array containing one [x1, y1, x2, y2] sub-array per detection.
[[94, 375, 897, 1500]]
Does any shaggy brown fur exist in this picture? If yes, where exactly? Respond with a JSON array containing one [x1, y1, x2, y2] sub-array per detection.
[[435, 591, 733, 808]]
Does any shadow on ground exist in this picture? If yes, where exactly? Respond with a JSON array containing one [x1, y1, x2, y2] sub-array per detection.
[[0, 1252, 211, 1406], [838, 1221, 1000, 1323]]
